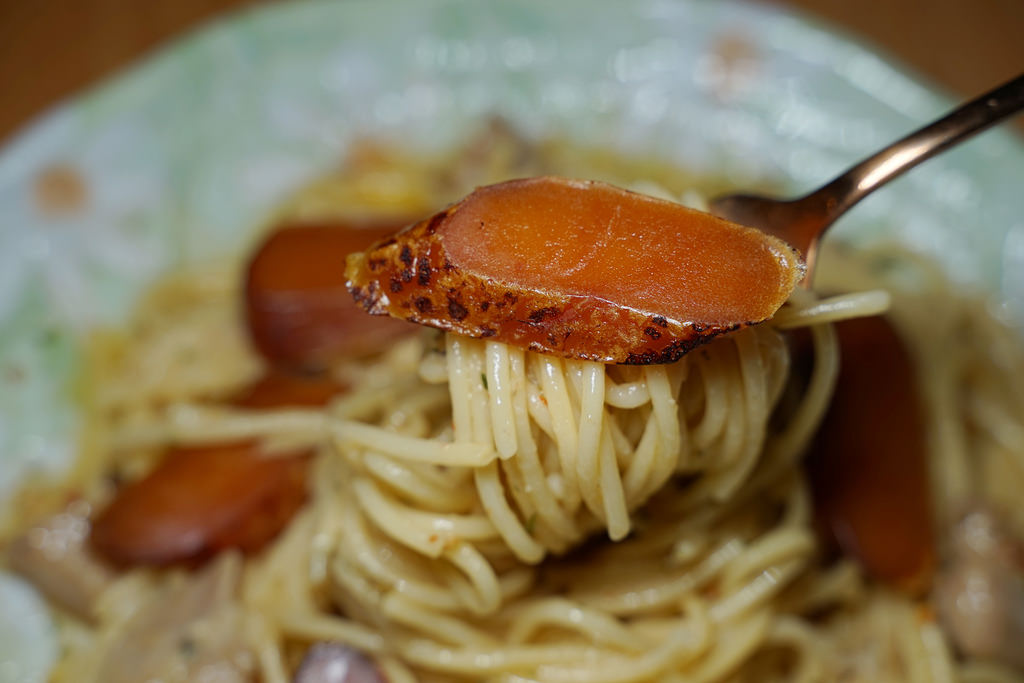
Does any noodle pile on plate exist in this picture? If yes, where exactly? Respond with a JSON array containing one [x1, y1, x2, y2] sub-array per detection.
[[7, 131, 1024, 683]]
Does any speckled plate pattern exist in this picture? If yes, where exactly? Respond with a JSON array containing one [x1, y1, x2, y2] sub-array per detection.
[[1, 1, 1022, 680]]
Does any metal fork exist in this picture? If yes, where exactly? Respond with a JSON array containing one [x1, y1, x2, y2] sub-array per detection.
[[709, 73, 1024, 281]]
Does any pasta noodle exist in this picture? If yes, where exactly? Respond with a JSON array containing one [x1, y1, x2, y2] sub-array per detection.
[[68, 289, 857, 682], [9, 136, 1024, 683]]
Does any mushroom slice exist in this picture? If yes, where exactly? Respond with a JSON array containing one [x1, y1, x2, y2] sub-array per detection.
[[346, 176, 802, 364]]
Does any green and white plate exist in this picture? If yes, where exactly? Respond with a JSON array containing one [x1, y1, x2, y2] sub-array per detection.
[[1, 1, 1022, 679]]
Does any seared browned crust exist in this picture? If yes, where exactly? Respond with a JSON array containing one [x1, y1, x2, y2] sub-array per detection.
[[346, 205, 751, 364]]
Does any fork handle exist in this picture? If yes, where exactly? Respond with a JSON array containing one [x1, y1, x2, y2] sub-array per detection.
[[808, 72, 1024, 221]]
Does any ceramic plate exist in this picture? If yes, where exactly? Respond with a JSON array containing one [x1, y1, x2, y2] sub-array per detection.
[[1, 1, 1022, 679]]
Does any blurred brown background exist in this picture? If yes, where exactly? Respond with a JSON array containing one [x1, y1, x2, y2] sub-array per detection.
[[0, 0, 1021, 143]]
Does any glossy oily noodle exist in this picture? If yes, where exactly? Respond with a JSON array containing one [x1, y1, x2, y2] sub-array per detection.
[[347, 177, 803, 364]]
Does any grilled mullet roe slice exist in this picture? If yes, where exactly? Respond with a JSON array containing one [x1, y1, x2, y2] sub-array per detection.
[[246, 220, 417, 370], [806, 315, 936, 595], [346, 176, 803, 364], [89, 369, 346, 567]]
